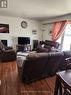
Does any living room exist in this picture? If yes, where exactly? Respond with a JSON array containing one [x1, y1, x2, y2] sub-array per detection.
[[0, 0, 71, 95], [0, 16, 41, 50]]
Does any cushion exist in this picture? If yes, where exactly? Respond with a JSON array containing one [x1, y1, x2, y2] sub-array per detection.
[[0, 41, 5, 51]]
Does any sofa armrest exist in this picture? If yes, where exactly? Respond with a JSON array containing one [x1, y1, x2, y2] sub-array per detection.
[[5, 46, 13, 50], [0, 50, 16, 62]]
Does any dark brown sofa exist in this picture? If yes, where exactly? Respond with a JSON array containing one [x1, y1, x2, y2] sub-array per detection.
[[36, 40, 60, 53], [21, 50, 71, 83], [22, 52, 65, 83], [0, 40, 16, 62], [0, 50, 16, 62], [45, 40, 59, 49]]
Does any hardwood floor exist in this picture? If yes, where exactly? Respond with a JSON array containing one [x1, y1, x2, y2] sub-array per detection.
[[0, 61, 19, 95], [0, 61, 56, 95], [19, 76, 56, 95]]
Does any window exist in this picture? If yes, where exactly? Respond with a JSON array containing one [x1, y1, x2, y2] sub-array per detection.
[[57, 23, 71, 51]]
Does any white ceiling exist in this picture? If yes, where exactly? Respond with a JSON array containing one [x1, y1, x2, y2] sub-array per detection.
[[0, 0, 71, 20]]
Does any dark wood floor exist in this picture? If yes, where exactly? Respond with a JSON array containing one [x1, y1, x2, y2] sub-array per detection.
[[0, 61, 56, 95]]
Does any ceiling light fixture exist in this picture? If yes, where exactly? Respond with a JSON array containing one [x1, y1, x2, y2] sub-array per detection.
[[0, 0, 7, 8]]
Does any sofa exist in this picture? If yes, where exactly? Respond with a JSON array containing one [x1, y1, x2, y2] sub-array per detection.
[[0, 40, 16, 62], [21, 51, 66, 83], [45, 40, 59, 49], [21, 50, 71, 83], [36, 40, 60, 53], [0, 50, 16, 62], [58, 50, 71, 71]]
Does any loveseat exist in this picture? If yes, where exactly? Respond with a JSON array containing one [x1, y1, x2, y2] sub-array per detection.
[[36, 40, 60, 53], [45, 40, 59, 49], [0, 40, 16, 62], [21, 51, 66, 83]]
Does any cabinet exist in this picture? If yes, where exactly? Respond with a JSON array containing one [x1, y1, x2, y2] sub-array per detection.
[[16, 44, 31, 52]]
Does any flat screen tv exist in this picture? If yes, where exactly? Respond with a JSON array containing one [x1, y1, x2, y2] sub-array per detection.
[[18, 37, 30, 45], [1, 40, 7, 46]]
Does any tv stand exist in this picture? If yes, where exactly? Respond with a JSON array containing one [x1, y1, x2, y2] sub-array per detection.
[[16, 44, 31, 52]]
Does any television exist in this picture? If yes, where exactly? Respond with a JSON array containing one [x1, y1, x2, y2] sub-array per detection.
[[18, 37, 30, 45], [1, 40, 7, 46]]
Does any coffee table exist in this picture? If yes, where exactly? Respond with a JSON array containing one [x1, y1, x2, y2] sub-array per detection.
[[54, 70, 71, 95]]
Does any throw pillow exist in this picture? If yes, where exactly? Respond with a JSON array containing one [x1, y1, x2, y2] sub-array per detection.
[[0, 41, 5, 51]]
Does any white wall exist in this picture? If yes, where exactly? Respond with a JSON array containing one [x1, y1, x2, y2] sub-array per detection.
[[0, 16, 42, 50], [41, 23, 53, 41]]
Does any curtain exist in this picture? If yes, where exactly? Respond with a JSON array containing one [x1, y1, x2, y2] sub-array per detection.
[[52, 20, 67, 41]]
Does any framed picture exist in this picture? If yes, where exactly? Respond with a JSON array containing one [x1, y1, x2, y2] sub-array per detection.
[[32, 30, 37, 35], [0, 24, 9, 33]]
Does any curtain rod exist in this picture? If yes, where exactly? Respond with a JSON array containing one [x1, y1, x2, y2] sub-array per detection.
[[42, 19, 71, 25]]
